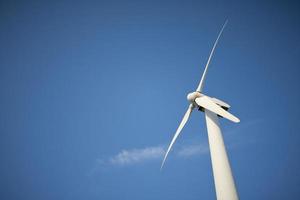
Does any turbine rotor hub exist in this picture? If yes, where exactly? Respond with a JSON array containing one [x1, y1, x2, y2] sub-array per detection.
[[187, 91, 202, 103]]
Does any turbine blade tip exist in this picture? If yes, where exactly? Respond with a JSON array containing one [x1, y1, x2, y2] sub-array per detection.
[[233, 117, 240, 123], [160, 161, 166, 171]]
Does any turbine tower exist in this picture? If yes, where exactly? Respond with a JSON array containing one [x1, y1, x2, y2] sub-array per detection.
[[161, 20, 239, 200]]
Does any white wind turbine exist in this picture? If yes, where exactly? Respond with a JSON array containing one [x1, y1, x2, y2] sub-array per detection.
[[161, 20, 240, 200]]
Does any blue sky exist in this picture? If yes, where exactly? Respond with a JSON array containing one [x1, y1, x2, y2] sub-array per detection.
[[0, 0, 300, 199]]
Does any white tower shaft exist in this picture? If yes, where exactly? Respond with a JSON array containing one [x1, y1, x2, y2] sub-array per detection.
[[205, 110, 239, 200]]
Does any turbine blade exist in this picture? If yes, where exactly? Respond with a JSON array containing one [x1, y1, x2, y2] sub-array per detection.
[[161, 104, 194, 169], [210, 97, 230, 108], [196, 20, 228, 92], [195, 96, 240, 123]]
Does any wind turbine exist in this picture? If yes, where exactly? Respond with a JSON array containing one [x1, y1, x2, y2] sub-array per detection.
[[161, 20, 240, 200]]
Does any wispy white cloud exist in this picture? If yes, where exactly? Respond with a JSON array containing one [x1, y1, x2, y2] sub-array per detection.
[[108, 146, 165, 166], [88, 118, 264, 177], [96, 143, 209, 168], [88, 144, 209, 176], [177, 143, 209, 157], [88, 146, 165, 176], [88, 118, 264, 176]]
